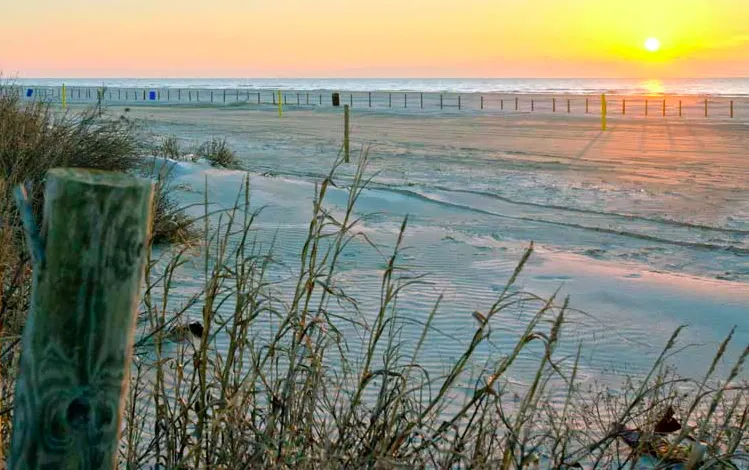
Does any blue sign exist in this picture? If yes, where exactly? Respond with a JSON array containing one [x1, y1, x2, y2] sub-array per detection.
[[26, 89, 33, 97], [149, 91, 156, 101]]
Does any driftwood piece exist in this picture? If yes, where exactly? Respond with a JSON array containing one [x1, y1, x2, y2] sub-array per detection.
[[9, 168, 153, 469]]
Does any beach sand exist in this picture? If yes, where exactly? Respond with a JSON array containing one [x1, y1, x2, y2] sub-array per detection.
[[117, 99, 748, 389]]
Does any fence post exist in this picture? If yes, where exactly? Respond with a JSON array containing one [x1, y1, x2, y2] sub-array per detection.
[[458, 95, 461, 110], [531, 99, 534, 112], [420, 93, 423, 109], [567, 99, 570, 113], [320, 94, 322, 105], [404, 93, 407, 108], [350, 93, 353, 107], [211, 90, 214, 103], [515, 97, 518, 110], [601, 94, 607, 131], [662, 99, 666, 117], [645, 99, 649, 116], [553, 98, 556, 112], [501, 99, 504, 110], [481, 96, 484, 110], [61, 83, 67, 109], [344, 104, 350, 163], [679, 100, 682, 117], [440, 95, 443, 110], [306, 93, 309, 105], [8, 169, 152, 469], [389, 93, 392, 108], [278, 90, 283, 117], [368, 92, 372, 108], [586, 97, 589, 114], [622, 98, 626, 115], [730, 100, 734, 118], [705, 99, 708, 118], [272, 92, 276, 105]]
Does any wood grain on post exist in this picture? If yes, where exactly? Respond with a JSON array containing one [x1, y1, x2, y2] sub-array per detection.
[[9, 169, 153, 469]]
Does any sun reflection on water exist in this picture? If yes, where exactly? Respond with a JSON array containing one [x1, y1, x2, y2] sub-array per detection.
[[642, 79, 664, 95]]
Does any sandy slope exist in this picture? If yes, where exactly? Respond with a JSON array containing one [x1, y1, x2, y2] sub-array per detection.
[[133, 103, 748, 386]]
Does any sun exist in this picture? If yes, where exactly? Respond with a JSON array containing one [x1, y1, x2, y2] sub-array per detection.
[[644, 37, 661, 52]]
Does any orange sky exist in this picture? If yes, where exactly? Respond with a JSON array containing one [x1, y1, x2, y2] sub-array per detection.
[[2, 0, 748, 78]]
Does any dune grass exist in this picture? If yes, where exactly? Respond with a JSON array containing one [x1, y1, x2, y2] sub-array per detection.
[[123, 151, 748, 469], [0, 88, 746, 468]]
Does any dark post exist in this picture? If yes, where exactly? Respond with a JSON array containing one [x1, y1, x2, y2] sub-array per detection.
[[211, 90, 214, 103], [553, 98, 556, 112], [368, 92, 372, 108], [531, 99, 534, 111], [481, 96, 484, 110], [258, 92, 261, 104], [586, 97, 589, 113], [662, 99, 666, 117], [458, 95, 461, 110], [440, 94, 443, 109], [645, 99, 648, 116], [223, 89, 226, 103], [730, 100, 734, 118], [679, 100, 682, 117], [389, 93, 392, 108], [350, 93, 353, 107], [623, 98, 626, 115], [420, 93, 423, 109], [8, 169, 153, 469], [501, 99, 504, 110], [178, 89, 181, 101], [404, 93, 407, 108], [567, 99, 570, 113], [306, 93, 309, 105], [705, 99, 708, 118], [515, 97, 518, 110]]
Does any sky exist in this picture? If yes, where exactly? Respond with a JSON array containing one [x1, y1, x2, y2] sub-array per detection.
[[2, 0, 748, 78]]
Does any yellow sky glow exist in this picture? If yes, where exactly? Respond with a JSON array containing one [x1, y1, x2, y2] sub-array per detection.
[[1, 0, 748, 77]]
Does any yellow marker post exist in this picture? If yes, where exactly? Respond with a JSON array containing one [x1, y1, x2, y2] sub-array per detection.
[[61, 83, 67, 109], [277, 90, 283, 117], [601, 94, 607, 131]]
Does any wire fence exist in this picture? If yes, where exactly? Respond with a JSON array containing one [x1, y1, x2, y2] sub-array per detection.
[[2, 85, 746, 120]]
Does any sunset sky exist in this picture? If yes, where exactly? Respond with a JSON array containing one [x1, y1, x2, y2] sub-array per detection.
[[2, 0, 748, 78]]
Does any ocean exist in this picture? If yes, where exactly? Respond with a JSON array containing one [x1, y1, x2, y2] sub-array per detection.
[[11, 77, 749, 96]]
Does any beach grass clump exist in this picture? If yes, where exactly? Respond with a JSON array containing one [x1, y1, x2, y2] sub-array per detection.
[[196, 137, 241, 169], [0, 86, 142, 218], [122, 151, 749, 469], [154, 134, 185, 160]]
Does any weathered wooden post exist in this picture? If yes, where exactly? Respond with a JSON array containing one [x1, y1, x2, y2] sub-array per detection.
[[420, 93, 423, 109], [368, 92, 372, 108], [531, 99, 534, 112], [404, 93, 407, 108], [567, 99, 570, 113], [344, 104, 350, 163], [440, 94, 443, 109], [389, 93, 392, 108], [458, 95, 461, 110], [481, 96, 484, 110], [501, 99, 504, 110], [552, 97, 556, 112], [730, 100, 734, 118], [515, 97, 518, 110], [705, 99, 708, 118], [9, 169, 153, 469]]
